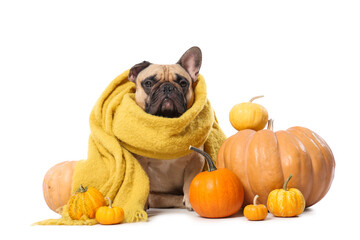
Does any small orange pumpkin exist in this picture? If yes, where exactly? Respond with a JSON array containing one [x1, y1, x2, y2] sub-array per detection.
[[96, 197, 124, 225], [68, 185, 106, 220], [267, 174, 305, 217], [189, 146, 244, 218], [243, 195, 268, 221]]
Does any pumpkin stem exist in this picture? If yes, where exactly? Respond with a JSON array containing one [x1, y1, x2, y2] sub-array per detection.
[[105, 197, 112, 208], [249, 95, 264, 102], [283, 174, 293, 190], [267, 119, 274, 131], [77, 184, 88, 193], [189, 146, 217, 172], [253, 195, 259, 206]]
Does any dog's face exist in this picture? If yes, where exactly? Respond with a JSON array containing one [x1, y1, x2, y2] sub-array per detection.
[[129, 47, 202, 118], [132, 64, 194, 118]]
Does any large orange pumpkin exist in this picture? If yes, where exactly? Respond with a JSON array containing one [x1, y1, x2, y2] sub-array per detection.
[[217, 120, 335, 207], [43, 161, 76, 212]]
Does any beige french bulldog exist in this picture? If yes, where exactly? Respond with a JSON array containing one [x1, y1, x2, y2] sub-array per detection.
[[128, 47, 205, 210]]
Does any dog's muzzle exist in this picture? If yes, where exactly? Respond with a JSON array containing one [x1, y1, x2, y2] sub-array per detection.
[[146, 82, 187, 118]]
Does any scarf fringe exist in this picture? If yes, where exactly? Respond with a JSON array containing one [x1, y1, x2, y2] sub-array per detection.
[[125, 209, 148, 223], [34, 205, 98, 226], [34, 205, 148, 225]]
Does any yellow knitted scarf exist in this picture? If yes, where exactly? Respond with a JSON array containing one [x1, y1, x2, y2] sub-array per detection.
[[36, 70, 226, 225]]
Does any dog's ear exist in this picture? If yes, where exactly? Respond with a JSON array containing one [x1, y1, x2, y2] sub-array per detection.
[[177, 47, 202, 82], [129, 61, 151, 83]]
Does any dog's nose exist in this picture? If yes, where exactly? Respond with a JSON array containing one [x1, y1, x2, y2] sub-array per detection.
[[162, 83, 174, 94]]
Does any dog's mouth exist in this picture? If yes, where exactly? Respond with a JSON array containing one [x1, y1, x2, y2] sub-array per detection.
[[156, 97, 181, 118], [146, 91, 187, 118], [161, 97, 175, 111]]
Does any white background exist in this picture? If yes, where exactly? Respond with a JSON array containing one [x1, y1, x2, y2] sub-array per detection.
[[1, 0, 359, 239]]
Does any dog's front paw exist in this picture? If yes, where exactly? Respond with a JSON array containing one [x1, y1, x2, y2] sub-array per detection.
[[183, 196, 193, 211]]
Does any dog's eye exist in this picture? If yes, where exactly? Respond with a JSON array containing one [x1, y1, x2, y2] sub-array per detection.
[[144, 80, 153, 88], [179, 80, 188, 88]]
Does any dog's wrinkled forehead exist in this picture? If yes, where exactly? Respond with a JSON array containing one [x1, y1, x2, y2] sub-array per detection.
[[136, 64, 192, 84]]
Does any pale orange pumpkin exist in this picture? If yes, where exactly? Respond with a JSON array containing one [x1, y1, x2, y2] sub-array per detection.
[[217, 120, 335, 208], [43, 161, 77, 212]]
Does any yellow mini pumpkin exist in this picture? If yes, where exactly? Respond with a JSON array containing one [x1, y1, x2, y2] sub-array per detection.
[[267, 174, 305, 217], [243, 195, 268, 221], [229, 95, 268, 131], [68, 185, 106, 220], [96, 197, 124, 225]]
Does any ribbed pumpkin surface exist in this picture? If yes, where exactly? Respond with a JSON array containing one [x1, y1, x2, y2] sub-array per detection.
[[217, 126, 335, 207]]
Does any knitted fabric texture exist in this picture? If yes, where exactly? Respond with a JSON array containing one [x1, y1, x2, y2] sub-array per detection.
[[35, 70, 226, 225]]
